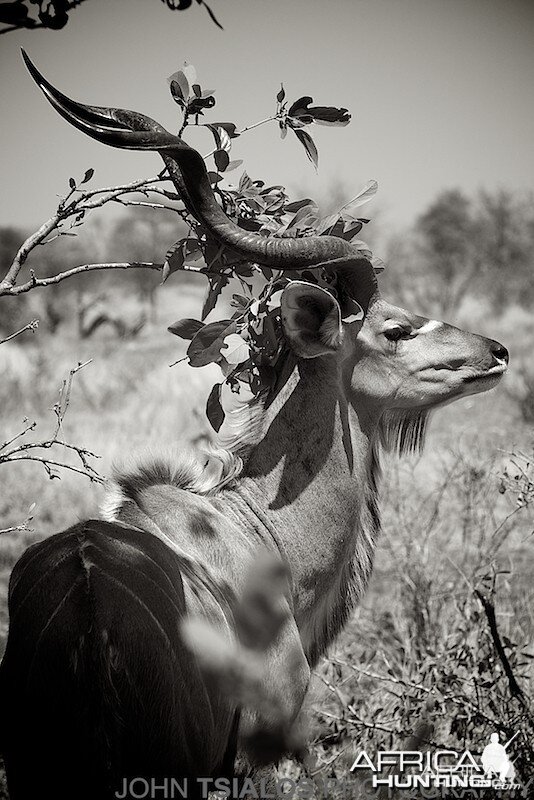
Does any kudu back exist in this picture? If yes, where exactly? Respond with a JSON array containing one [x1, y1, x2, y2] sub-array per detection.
[[0, 54, 508, 799]]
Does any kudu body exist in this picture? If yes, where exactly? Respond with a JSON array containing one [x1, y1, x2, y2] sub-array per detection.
[[0, 54, 509, 799]]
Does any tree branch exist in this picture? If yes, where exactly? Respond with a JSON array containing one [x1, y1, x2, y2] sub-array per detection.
[[0, 319, 39, 345], [0, 507, 35, 536], [475, 590, 530, 705], [0, 360, 103, 484], [0, 173, 174, 296], [1, 262, 164, 296]]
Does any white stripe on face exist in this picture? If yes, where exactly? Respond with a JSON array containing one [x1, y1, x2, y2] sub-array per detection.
[[417, 319, 443, 334]]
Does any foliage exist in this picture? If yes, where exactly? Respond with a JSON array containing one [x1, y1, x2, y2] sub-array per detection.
[[161, 66, 383, 431], [308, 450, 534, 794], [0, 0, 222, 34], [0, 57, 383, 435]]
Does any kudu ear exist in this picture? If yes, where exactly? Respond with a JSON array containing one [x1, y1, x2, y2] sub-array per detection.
[[281, 281, 343, 358]]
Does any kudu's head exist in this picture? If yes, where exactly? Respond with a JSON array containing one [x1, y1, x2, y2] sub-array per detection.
[[23, 51, 508, 451], [280, 280, 507, 451]]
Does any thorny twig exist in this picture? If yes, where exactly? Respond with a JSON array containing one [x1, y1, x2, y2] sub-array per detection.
[[0, 360, 103, 483]]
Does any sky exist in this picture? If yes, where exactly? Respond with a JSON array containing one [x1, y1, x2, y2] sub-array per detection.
[[1, 0, 533, 234]]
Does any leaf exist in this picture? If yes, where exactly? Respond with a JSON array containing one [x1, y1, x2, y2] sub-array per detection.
[[350, 239, 373, 258], [187, 320, 235, 367], [168, 70, 190, 104], [214, 149, 230, 173], [167, 318, 204, 340], [286, 200, 319, 230], [161, 261, 172, 284], [266, 290, 283, 310], [162, 237, 196, 282], [222, 333, 250, 365], [231, 293, 250, 310], [288, 96, 314, 117], [293, 129, 318, 169], [342, 220, 363, 240], [68, 177, 76, 189], [239, 171, 254, 192], [181, 62, 198, 90], [187, 95, 216, 115], [276, 84, 285, 103], [202, 273, 230, 319], [284, 198, 316, 213], [316, 213, 340, 235], [341, 180, 379, 215], [308, 105, 351, 126], [206, 383, 225, 431], [226, 159, 243, 172], [371, 255, 387, 273], [287, 114, 314, 128], [208, 122, 239, 138], [81, 168, 94, 184], [163, 244, 182, 279], [208, 171, 223, 184], [199, 0, 224, 30], [206, 124, 231, 153], [341, 302, 364, 324]]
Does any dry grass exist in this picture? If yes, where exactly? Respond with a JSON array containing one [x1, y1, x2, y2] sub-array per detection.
[[0, 285, 532, 796]]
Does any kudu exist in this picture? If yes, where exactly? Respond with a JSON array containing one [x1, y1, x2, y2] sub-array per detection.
[[0, 53, 508, 799]]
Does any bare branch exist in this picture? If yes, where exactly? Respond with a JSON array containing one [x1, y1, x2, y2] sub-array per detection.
[[0, 504, 36, 536], [475, 590, 531, 710], [2, 455, 101, 481], [0, 173, 174, 296], [0, 319, 39, 345], [1, 263, 164, 296], [0, 420, 37, 452], [0, 360, 103, 484]]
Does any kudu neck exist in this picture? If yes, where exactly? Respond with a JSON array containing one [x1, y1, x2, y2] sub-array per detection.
[[242, 355, 378, 505], [238, 355, 382, 661]]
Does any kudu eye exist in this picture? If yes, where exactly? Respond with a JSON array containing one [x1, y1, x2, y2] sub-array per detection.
[[384, 325, 411, 342]]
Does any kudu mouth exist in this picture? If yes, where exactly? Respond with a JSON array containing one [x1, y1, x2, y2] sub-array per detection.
[[22, 49, 378, 314], [463, 361, 508, 384], [462, 340, 509, 384]]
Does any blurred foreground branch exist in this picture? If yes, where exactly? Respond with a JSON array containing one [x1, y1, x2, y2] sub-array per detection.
[[0, 0, 222, 35]]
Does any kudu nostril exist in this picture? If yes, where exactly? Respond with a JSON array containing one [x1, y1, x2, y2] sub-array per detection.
[[491, 342, 509, 364]]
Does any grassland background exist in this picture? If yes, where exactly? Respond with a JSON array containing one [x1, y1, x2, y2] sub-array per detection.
[[0, 263, 533, 796]]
